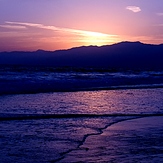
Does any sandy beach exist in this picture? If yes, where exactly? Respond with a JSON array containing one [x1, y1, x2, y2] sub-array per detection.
[[60, 116, 163, 163]]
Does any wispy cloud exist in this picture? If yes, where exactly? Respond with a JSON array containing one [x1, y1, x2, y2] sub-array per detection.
[[153, 23, 163, 27], [156, 13, 163, 16], [5, 21, 117, 38], [0, 21, 120, 51], [0, 24, 27, 29], [157, 24, 163, 26], [126, 6, 141, 13]]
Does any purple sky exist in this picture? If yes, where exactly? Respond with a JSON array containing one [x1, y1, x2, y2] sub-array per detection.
[[0, 0, 163, 51]]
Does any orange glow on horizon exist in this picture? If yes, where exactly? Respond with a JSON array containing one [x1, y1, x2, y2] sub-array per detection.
[[1, 1, 163, 52], [76, 31, 119, 46]]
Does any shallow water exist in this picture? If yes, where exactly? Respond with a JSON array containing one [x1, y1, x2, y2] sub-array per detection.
[[0, 116, 130, 163], [0, 88, 163, 162], [0, 89, 163, 115], [1, 66, 163, 162], [60, 117, 163, 163]]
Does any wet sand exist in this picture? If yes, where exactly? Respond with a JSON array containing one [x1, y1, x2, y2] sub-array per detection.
[[60, 116, 163, 163]]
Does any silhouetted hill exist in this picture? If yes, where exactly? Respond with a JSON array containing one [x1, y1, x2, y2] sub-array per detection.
[[0, 41, 163, 71]]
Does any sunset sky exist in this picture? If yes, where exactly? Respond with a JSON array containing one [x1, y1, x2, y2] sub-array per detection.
[[0, 0, 163, 51]]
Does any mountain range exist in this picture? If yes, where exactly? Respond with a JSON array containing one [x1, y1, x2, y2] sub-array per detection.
[[0, 41, 163, 71]]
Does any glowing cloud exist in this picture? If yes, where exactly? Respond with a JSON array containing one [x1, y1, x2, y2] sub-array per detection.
[[4, 21, 119, 46], [157, 24, 163, 26], [157, 13, 163, 16], [6, 21, 116, 38], [0, 24, 26, 29], [126, 6, 141, 13]]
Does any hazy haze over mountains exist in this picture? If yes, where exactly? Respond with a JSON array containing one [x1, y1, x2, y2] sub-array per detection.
[[0, 41, 163, 71]]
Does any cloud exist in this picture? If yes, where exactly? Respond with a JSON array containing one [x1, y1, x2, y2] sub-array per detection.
[[126, 6, 141, 13], [0, 24, 27, 29], [5, 21, 117, 38], [156, 13, 163, 16], [0, 21, 120, 50], [157, 24, 163, 26], [154, 23, 163, 27]]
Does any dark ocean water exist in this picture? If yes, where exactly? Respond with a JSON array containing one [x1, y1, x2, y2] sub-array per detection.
[[0, 66, 163, 94], [0, 67, 163, 162]]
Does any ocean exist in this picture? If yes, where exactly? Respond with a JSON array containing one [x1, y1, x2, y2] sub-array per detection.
[[0, 67, 163, 162]]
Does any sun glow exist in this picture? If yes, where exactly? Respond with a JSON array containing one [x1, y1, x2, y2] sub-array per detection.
[[80, 31, 119, 46], [0, 21, 120, 51]]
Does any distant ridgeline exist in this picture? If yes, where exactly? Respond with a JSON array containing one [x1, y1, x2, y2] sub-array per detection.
[[0, 41, 163, 71]]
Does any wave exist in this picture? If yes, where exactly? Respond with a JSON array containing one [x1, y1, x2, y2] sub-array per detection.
[[1, 84, 163, 96], [1, 79, 163, 95], [1, 67, 163, 95], [1, 113, 163, 121]]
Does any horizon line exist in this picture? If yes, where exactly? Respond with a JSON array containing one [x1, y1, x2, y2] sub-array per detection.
[[0, 41, 163, 53]]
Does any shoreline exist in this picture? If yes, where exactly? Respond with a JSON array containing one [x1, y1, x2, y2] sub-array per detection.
[[60, 116, 163, 162]]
